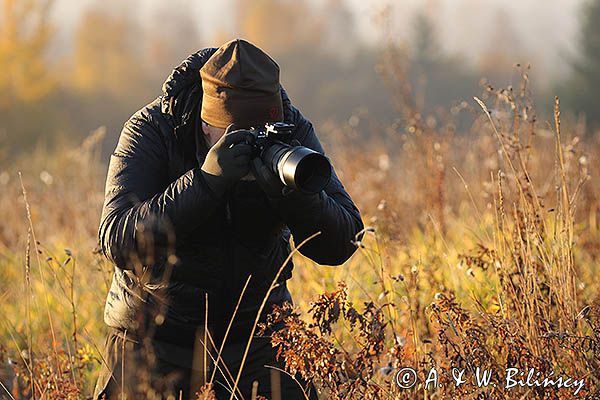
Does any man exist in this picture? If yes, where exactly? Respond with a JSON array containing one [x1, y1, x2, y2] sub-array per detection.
[[93, 38, 364, 399]]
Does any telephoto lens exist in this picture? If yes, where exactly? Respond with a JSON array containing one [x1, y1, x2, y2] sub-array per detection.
[[262, 142, 332, 193]]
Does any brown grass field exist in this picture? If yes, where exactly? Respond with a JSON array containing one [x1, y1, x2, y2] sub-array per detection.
[[0, 65, 599, 399]]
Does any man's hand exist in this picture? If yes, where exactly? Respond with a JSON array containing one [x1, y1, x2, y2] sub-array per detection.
[[251, 157, 286, 198], [200, 124, 254, 198]]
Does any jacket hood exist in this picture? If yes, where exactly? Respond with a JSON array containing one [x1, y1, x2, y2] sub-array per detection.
[[160, 47, 218, 127]]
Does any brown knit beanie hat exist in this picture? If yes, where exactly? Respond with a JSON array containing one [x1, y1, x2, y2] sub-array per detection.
[[200, 38, 283, 129]]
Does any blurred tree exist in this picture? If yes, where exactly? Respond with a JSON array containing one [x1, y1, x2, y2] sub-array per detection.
[[320, 0, 358, 61], [0, 0, 55, 108], [62, 4, 165, 160], [413, 11, 440, 68], [561, 0, 600, 127], [407, 11, 478, 116], [235, 0, 323, 55], [71, 8, 144, 98], [143, 1, 203, 85], [476, 7, 523, 84]]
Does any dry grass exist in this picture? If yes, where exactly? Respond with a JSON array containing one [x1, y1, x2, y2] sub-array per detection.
[[0, 66, 599, 399]]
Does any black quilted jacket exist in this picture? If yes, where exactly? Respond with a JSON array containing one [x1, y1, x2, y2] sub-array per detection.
[[98, 47, 364, 346]]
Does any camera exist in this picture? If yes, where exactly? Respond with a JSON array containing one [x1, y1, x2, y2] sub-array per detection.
[[247, 122, 332, 194]]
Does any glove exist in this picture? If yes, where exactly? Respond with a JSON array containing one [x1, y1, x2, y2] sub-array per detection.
[[200, 124, 254, 198], [251, 139, 302, 198], [251, 157, 287, 198]]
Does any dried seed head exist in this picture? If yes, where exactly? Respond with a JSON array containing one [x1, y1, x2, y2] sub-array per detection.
[[379, 364, 394, 376], [391, 335, 405, 349], [40, 170, 54, 185], [576, 305, 590, 320]]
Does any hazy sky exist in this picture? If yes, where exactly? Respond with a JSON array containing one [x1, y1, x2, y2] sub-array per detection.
[[49, 0, 585, 79]]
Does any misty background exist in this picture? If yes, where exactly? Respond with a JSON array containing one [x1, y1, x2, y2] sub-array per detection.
[[0, 0, 597, 160]]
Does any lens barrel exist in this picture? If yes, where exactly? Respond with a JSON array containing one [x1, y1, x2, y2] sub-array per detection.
[[262, 143, 332, 193]]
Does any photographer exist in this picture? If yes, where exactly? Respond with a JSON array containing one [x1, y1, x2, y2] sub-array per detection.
[[93, 38, 364, 399]]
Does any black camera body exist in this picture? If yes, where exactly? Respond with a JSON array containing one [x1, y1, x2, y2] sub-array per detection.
[[247, 122, 332, 194], [247, 122, 295, 158]]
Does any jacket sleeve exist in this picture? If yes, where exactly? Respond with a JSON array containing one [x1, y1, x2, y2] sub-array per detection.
[[98, 112, 222, 270], [268, 106, 365, 266]]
